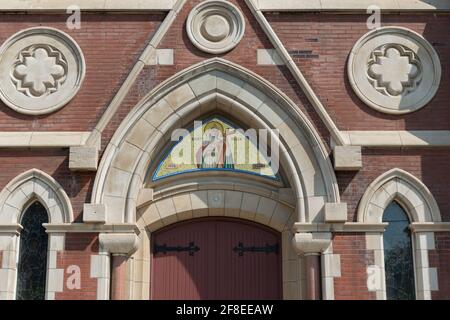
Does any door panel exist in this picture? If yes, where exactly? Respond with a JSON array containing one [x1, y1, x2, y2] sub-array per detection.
[[216, 220, 281, 300], [151, 220, 216, 299], [151, 218, 281, 300]]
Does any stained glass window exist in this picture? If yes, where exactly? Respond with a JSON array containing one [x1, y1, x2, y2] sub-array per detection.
[[153, 116, 279, 181], [16, 202, 49, 300], [383, 201, 416, 300]]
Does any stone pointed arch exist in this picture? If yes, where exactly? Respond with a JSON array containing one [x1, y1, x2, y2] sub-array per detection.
[[357, 168, 441, 223], [91, 58, 340, 224], [137, 189, 295, 233], [0, 169, 74, 224]]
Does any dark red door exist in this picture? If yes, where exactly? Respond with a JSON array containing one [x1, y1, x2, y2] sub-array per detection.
[[151, 218, 282, 300]]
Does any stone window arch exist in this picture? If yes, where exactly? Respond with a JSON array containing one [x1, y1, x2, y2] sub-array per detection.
[[358, 168, 441, 300], [0, 169, 73, 299]]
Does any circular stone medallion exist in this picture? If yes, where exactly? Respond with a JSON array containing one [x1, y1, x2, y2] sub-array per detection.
[[348, 27, 441, 114], [0, 27, 86, 115], [187, 0, 245, 54]]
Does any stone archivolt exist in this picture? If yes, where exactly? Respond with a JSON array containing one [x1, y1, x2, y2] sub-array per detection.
[[12, 44, 68, 98]]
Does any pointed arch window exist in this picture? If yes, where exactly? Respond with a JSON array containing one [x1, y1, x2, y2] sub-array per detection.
[[16, 202, 49, 300], [383, 201, 415, 300], [153, 116, 279, 181]]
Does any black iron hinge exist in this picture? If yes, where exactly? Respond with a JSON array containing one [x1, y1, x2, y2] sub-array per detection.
[[233, 242, 279, 256], [154, 241, 200, 256]]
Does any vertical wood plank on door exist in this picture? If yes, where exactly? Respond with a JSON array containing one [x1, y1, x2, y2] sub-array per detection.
[[151, 218, 282, 300]]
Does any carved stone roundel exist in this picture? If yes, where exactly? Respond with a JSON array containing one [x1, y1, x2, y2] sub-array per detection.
[[0, 27, 86, 115], [348, 27, 441, 114], [187, 0, 245, 54]]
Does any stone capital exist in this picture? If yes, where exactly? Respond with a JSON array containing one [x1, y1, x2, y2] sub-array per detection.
[[292, 232, 331, 255], [99, 233, 139, 256]]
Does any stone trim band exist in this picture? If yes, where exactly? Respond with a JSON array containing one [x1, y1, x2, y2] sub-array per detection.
[[2, 0, 449, 12], [2, 130, 450, 148], [256, 0, 450, 12], [0, 0, 175, 12]]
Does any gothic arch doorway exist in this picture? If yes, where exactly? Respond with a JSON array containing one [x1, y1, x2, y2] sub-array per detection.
[[92, 59, 342, 300]]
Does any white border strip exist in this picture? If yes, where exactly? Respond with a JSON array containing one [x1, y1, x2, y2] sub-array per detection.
[[5, 0, 446, 12], [294, 222, 388, 233], [44, 223, 139, 233], [411, 222, 450, 232], [0, 0, 174, 11], [295, 222, 450, 233], [0, 132, 90, 148], [342, 131, 450, 147], [256, 0, 450, 12], [1, 130, 450, 148]]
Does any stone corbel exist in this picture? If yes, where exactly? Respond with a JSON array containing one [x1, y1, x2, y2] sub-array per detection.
[[333, 146, 362, 171], [69, 133, 101, 172], [83, 203, 106, 224], [99, 233, 139, 256], [324, 203, 347, 223], [292, 232, 332, 255]]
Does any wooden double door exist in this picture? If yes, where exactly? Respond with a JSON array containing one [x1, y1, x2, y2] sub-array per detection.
[[151, 218, 282, 300]]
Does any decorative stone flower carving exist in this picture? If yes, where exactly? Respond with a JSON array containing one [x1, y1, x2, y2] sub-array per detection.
[[12, 45, 68, 98], [348, 27, 441, 114], [0, 27, 85, 115], [367, 45, 421, 97]]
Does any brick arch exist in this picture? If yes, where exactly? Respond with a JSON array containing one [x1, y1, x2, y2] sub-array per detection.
[[357, 168, 441, 223], [0, 168, 73, 224], [91, 58, 340, 224]]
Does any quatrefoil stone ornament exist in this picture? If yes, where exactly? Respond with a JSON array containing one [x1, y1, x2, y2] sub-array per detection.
[[348, 27, 441, 114], [0, 27, 85, 115], [368, 46, 421, 97], [13, 46, 68, 98]]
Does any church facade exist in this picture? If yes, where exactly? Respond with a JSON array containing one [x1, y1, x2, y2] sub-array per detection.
[[0, 0, 449, 300]]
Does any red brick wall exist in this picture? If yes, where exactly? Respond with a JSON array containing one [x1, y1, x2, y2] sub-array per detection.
[[0, 149, 92, 222], [100, 0, 333, 154], [55, 233, 99, 300], [333, 233, 375, 300], [0, 14, 164, 222], [337, 148, 450, 222], [430, 232, 450, 300], [0, 13, 163, 132], [267, 13, 450, 131]]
